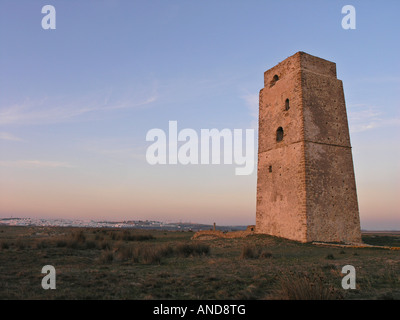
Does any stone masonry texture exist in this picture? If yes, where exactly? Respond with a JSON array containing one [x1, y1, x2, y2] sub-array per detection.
[[256, 51, 362, 244]]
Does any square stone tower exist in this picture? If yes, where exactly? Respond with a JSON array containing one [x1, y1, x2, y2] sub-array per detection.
[[256, 51, 362, 244]]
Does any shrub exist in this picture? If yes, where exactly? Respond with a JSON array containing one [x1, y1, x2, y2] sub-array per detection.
[[322, 264, 336, 271], [325, 254, 335, 260], [117, 230, 155, 242], [114, 243, 174, 264], [260, 251, 273, 258], [1, 241, 9, 250], [56, 240, 67, 247], [100, 240, 112, 250], [95, 234, 104, 241], [67, 240, 80, 249], [99, 250, 114, 263], [278, 272, 341, 300], [239, 246, 272, 259], [135, 244, 172, 264], [158, 244, 174, 257], [131, 234, 154, 241], [139, 246, 162, 264], [85, 241, 97, 249], [115, 245, 134, 261], [73, 230, 86, 243], [176, 243, 210, 257], [240, 245, 258, 259], [36, 240, 50, 249], [16, 240, 25, 250], [111, 242, 208, 264]]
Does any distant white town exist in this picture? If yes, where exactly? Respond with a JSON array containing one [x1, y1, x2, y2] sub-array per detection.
[[0, 217, 246, 232]]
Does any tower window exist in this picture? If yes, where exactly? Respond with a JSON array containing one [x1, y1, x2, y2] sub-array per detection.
[[285, 98, 290, 111], [276, 127, 284, 142], [270, 74, 279, 87], [269, 166, 272, 173]]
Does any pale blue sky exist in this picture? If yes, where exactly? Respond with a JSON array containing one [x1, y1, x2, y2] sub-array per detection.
[[0, 0, 399, 229]]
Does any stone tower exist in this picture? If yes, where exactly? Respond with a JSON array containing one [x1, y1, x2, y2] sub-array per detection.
[[256, 52, 362, 244]]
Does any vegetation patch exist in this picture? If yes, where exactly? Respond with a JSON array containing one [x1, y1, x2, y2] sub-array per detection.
[[0, 226, 398, 299]]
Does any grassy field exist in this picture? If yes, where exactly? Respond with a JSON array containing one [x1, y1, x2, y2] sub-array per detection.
[[0, 225, 399, 300]]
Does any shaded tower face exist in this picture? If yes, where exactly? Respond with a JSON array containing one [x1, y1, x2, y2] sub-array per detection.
[[256, 52, 362, 244]]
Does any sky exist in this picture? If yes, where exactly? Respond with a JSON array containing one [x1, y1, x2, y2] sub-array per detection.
[[0, 0, 399, 229]]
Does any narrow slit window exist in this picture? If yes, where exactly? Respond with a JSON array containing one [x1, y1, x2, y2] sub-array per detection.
[[276, 127, 284, 142], [285, 98, 290, 111]]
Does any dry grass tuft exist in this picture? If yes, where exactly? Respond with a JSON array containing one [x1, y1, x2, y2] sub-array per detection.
[[240, 245, 258, 259], [240, 245, 273, 259], [108, 230, 154, 242], [112, 243, 174, 265], [175, 242, 210, 257], [1, 241, 10, 250], [16, 240, 26, 250], [277, 272, 342, 300], [120, 230, 154, 241], [99, 250, 114, 263], [36, 240, 50, 249], [72, 230, 86, 243]]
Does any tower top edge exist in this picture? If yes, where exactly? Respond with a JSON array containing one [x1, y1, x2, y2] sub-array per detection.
[[263, 52, 337, 86]]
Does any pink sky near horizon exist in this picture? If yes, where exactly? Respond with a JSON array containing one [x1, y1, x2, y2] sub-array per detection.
[[0, 158, 398, 230]]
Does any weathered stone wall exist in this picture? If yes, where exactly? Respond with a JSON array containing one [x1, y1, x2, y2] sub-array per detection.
[[256, 142, 307, 242], [256, 51, 362, 244], [301, 64, 350, 147], [300, 58, 361, 243], [305, 142, 361, 243], [257, 52, 307, 242]]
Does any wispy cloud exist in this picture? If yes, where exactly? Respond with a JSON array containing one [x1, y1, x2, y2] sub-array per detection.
[[0, 160, 74, 168], [348, 104, 400, 133], [86, 146, 146, 162], [0, 132, 24, 142], [0, 89, 157, 126]]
